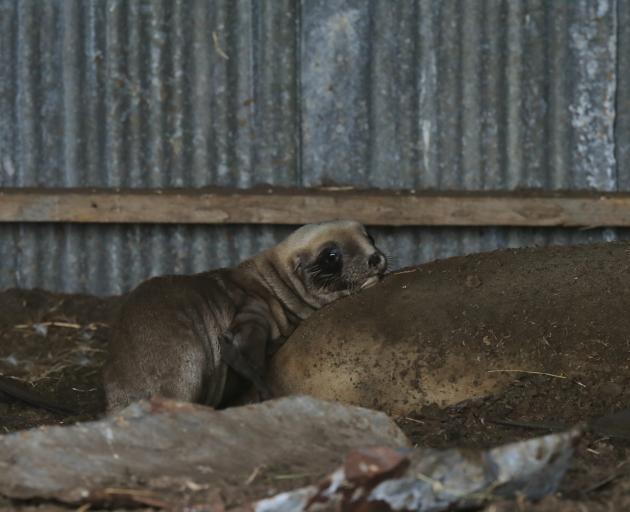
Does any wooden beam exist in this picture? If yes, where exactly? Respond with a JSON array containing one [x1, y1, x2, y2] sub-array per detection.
[[1, 187, 630, 227]]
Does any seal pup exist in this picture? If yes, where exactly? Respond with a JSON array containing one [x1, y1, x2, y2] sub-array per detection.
[[103, 220, 387, 412]]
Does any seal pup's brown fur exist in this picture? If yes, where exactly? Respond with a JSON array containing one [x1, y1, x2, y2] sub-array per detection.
[[103, 220, 387, 412]]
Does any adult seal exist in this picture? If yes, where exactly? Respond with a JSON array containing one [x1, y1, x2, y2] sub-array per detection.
[[104, 220, 387, 412]]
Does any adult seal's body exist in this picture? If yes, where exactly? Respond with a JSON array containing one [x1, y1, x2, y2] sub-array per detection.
[[104, 220, 387, 412]]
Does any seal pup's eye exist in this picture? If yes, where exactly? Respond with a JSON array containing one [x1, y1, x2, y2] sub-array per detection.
[[319, 246, 342, 273], [307, 245, 344, 291]]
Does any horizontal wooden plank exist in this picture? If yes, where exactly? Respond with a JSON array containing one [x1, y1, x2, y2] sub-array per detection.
[[1, 188, 630, 227]]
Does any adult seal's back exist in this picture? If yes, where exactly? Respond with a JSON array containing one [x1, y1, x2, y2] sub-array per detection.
[[104, 220, 387, 412]]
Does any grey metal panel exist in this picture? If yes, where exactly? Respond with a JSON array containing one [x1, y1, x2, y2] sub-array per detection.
[[1, 221, 625, 295], [300, 0, 618, 191], [567, 0, 617, 190], [618, 0, 630, 189], [0, 223, 296, 296], [300, 0, 371, 186], [371, 225, 628, 273], [1, 0, 298, 188], [0, 0, 628, 295], [0, 0, 17, 186], [0, 0, 300, 294]]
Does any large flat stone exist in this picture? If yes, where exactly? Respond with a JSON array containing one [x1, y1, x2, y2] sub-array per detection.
[[0, 396, 409, 508]]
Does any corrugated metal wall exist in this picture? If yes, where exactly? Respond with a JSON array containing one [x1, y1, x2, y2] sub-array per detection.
[[0, 0, 628, 295]]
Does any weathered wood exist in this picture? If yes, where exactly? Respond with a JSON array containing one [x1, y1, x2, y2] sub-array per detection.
[[1, 188, 630, 226]]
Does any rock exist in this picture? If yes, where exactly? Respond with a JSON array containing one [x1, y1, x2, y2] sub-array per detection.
[[248, 428, 580, 511], [0, 396, 409, 508]]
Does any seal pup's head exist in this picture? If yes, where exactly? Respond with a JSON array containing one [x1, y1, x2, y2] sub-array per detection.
[[267, 220, 387, 309]]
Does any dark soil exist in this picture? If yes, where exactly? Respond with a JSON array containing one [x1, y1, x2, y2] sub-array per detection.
[[0, 288, 117, 431], [1, 245, 630, 510]]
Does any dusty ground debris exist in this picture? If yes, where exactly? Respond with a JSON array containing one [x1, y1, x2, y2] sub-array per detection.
[[0, 396, 578, 511], [0, 396, 409, 508], [251, 429, 579, 511], [1, 243, 630, 509]]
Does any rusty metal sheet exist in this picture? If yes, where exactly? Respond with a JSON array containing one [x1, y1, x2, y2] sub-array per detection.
[[250, 430, 579, 511]]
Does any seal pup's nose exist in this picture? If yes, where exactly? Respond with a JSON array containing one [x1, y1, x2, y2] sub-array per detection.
[[368, 251, 387, 272]]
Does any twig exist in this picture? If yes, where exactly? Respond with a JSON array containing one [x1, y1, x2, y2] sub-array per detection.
[[393, 269, 418, 275], [414, 471, 499, 502], [103, 487, 157, 497], [317, 186, 355, 191], [584, 462, 629, 494], [487, 369, 567, 379], [403, 416, 425, 425], [272, 472, 320, 480], [13, 321, 107, 331], [245, 465, 265, 485], [414, 471, 444, 492], [86, 322, 109, 329], [0, 374, 31, 385], [14, 321, 82, 330], [28, 361, 76, 382], [74, 346, 107, 354], [212, 31, 229, 60], [489, 418, 563, 432]]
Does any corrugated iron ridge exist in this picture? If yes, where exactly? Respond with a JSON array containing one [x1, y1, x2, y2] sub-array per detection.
[[0, 0, 627, 295], [617, 0, 630, 190], [302, 0, 617, 190], [0, 0, 301, 294]]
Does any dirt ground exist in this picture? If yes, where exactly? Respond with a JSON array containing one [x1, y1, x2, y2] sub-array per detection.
[[1, 244, 630, 510]]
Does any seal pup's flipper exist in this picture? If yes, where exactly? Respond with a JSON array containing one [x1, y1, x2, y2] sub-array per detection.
[[0, 374, 78, 416], [219, 335, 272, 401]]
